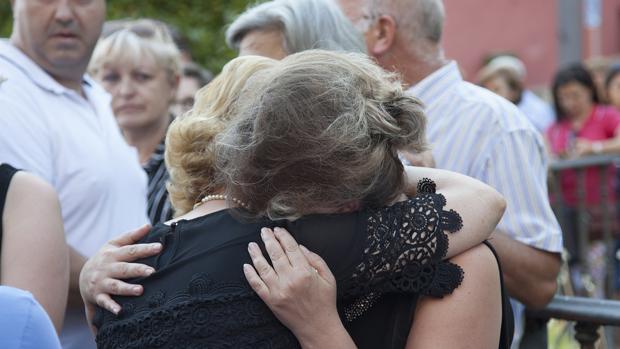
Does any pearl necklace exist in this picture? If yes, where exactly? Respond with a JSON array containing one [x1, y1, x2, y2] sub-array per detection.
[[193, 194, 248, 210]]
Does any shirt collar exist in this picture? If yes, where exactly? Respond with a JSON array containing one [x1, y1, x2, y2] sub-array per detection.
[[0, 39, 89, 95], [406, 61, 463, 105]]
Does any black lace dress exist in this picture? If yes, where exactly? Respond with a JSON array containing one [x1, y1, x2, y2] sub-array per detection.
[[94, 180, 467, 348]]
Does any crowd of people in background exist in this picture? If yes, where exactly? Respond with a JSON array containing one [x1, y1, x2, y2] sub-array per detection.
[[478, 53, 620, 303], [2, 0, 620, 348]]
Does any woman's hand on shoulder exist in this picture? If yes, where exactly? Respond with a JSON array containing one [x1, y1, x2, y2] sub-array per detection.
[[243, 227, 356, 349], [79, 225, 161, 331]]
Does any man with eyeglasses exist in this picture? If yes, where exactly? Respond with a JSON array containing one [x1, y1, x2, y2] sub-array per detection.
[[336, 0, 563, 346], [0, 1, 148, 348]]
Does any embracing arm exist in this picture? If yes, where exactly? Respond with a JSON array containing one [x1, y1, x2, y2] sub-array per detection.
[[1, 172, 69, 332], [405, 244, 502, 349], [403, 166, 506, 258]]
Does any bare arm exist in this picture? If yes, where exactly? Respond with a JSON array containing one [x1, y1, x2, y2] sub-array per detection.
[[1, 172, 69, 332], [488, 231, 560, 309], [405, 243, 502, 348], [403, 166, 507, 258], [66, 247, 88, 310], [574, 133, 620, 156]]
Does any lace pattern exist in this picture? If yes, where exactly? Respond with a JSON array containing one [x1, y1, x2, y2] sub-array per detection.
[[96, 274, 299, 349], [343, 178, 464, 321]]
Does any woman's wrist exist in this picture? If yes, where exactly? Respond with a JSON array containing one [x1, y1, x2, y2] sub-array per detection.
[[591, 141, 604, 154]]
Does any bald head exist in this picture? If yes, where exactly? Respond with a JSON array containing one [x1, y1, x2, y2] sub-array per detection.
[[374, 0, 444, 44], [338, 0, 444, 45], [337, 0, 447, 86]]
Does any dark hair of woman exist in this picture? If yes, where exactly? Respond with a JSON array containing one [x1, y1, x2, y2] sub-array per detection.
[[552, 63, 599, 120], [605, 64, 620, 90]]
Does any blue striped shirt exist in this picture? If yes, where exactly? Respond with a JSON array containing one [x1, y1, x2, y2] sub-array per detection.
[[408, 61, 563, 253]]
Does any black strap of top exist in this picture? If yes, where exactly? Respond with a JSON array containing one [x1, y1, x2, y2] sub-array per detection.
[[483, 240, 515, 349], [0, 163, 20, 251]]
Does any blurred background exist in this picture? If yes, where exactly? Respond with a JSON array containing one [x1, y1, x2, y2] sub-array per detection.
[[442, 0, 620, 92], [3, 1, 620, 348], [2, 0, 618, 92], [0, 0, 250, 74]]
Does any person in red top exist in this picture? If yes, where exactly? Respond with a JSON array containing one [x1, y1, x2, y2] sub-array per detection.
[[546, 63, 620, 294], [547, 63, 620, 205]]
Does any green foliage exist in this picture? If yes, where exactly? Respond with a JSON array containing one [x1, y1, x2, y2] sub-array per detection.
[[0, 2, 11, 38], [0, 0, 256, 74]]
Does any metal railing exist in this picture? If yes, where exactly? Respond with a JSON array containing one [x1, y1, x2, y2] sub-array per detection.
[[529, 295, 620, 349], [536, 154, 620, 348], [548, 154, 618, 298]]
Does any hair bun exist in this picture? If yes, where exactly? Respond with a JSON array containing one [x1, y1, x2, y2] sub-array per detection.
[[380, 95, 428, 151]]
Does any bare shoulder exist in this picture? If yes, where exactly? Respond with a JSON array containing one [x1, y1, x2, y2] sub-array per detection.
[[10, 171, 56, 196], [5, 171, 60, 212], [450, 243, 500, 284]]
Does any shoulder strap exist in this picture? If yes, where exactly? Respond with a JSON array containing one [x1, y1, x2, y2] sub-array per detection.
[[483, 240, 514, 349]]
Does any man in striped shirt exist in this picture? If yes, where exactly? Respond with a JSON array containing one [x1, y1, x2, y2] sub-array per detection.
[[338, 0, 562, 344]]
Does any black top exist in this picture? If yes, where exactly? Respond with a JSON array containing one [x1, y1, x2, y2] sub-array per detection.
[[143, 138, 173, 224], [94, 179, 466, 349], [0, 163, 19, 249], [346, 241, 514, 349]]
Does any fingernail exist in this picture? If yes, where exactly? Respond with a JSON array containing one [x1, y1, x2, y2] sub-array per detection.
[[132, 286, 142, 294], [260, 228, 270, 239], [112, 306, 120, 314], [243, 264, 252, 272], [248, 242, 258, 254], [273, 227, 283, 235], [152, 243, 162, 251], [144, 267, 154, 275]]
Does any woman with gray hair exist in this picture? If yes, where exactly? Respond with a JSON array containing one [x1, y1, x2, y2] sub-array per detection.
[[226, 0, 366, 58], [88, 50, 507, 348]]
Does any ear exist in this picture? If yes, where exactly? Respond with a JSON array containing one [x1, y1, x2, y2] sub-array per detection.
[[367, 15, 397, 57]]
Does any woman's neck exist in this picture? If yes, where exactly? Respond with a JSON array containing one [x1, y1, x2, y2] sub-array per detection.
[[167, 191, 231, 225], [123, 115, 170, 165]]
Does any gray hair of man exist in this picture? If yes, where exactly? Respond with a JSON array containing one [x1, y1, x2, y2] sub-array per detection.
[[365, 0, 445, 51], [226, 0, 366, 54]]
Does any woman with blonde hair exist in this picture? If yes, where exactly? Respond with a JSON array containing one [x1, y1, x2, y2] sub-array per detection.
[[89, 19, 181, 223], [83, 51, 508, 348]]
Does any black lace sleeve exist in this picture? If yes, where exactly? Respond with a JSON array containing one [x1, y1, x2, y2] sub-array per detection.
[[341, 178, 464, 321]]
